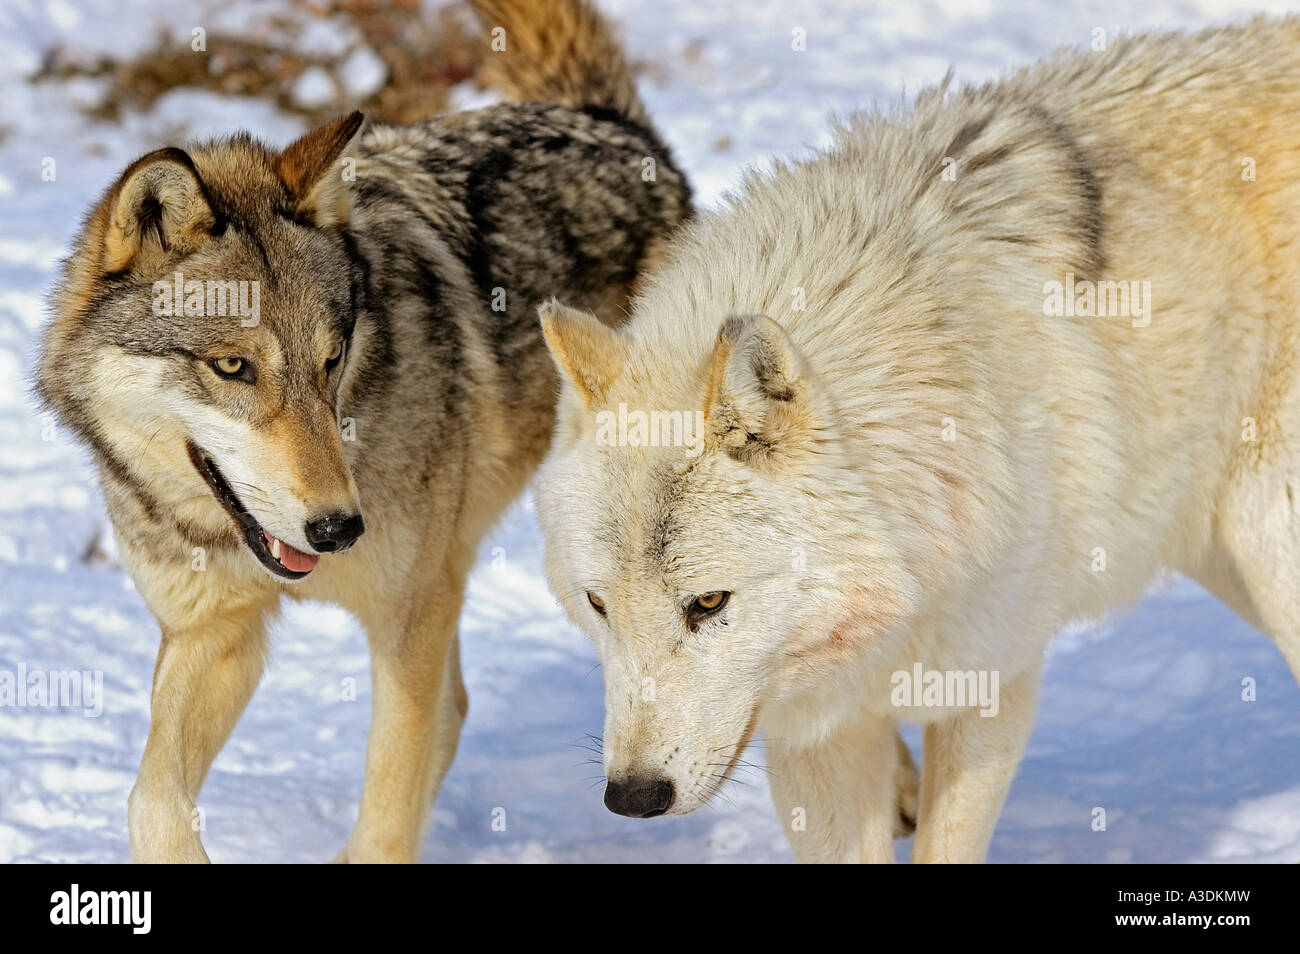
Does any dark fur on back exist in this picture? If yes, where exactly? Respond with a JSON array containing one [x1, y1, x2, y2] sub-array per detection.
[[331, 100, 691, 535]]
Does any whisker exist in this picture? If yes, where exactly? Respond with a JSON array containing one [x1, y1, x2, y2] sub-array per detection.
[[136, 421, 170, 459]]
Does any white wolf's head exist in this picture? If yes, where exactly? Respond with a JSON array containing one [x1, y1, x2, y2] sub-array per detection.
[[536, 303, 917, 817]]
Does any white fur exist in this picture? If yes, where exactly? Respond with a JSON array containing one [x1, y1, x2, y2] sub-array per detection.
[[536, 18, 1300, 862]]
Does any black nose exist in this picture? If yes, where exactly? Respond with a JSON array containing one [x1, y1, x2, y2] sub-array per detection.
[[604, 777, 674, 818], [304, 511, 365, 553]]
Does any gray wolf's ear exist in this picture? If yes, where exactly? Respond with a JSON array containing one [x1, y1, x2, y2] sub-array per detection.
[[539, 299, 627, 408], [704, 314, 816, 463], [104, 148, 216, 273], [275, 111, 364, 227]]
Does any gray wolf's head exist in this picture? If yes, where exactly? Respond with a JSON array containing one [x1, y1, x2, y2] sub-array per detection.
[[38, 114, 370, 580], [536, 302, 917, 817]]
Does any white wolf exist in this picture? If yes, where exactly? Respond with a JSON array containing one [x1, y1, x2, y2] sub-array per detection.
[[534, 17, 1300, 862]]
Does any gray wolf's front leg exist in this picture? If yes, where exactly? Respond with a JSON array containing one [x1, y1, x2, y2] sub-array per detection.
[[129, 597, 273, 863], [340, 564, 468, 863]]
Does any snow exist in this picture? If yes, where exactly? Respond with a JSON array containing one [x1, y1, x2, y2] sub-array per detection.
[[1, 0, 1298, 863], [290, 66, 337, 110], [338, 46, 388, 101]]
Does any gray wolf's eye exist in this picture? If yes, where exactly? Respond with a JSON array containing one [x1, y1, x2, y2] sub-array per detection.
[[686, 591, 730, 628], [587, 592, 607, 616], [209, 356, 255, 383], [325, 340, 344, 371]]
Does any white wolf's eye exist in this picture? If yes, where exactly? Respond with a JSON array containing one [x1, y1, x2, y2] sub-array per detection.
[[695, 591, 727, 611], [685, 591, 730, 630], [586, 592, 607, 617]]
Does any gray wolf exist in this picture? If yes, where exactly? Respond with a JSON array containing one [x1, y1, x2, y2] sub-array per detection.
[[534, 16, 1300, 862], [36, 0, 689, 862]]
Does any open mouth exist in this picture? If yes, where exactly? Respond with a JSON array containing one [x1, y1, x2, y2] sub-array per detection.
[[186, 440, 320, 580]]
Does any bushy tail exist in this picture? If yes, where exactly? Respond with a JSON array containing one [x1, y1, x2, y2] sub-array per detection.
[[466, 0, 649, 126]]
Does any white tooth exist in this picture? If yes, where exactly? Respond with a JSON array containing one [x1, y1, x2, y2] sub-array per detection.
[[270, 537, 281, 561]]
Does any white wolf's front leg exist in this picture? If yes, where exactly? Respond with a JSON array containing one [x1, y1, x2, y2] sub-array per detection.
[[767, 712, 906, 863], [129, 597, 273, 863], [911, 666, 1040, 863]]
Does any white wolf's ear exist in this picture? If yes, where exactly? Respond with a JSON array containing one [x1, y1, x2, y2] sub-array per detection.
[[103, 148, 217, 273], [275, 111, 364, 227], [704, 314, 817, 463], [539, 300, 628, 408]]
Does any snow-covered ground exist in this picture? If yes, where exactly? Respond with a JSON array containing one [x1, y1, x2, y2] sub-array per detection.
[[1, 0, 1298, 863]]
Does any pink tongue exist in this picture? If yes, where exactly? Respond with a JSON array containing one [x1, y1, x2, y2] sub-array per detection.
[[276, 538, 320, 573]]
